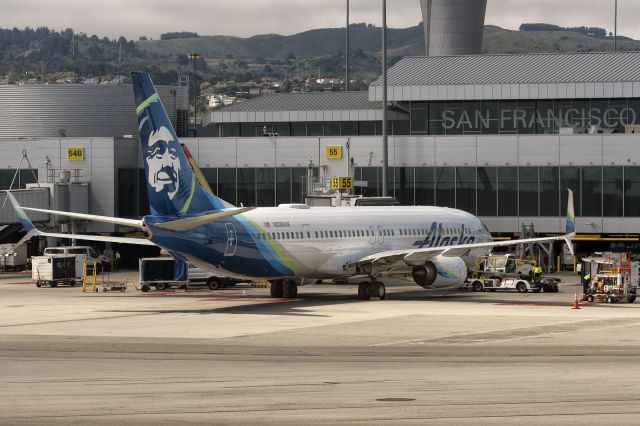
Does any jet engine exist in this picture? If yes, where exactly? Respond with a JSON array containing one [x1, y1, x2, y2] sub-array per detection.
[[412, 256, 468, 289]]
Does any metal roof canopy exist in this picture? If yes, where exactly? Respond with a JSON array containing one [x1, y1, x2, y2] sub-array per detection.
[[203, 91, 407, 126], [369, 51, 640, 102]]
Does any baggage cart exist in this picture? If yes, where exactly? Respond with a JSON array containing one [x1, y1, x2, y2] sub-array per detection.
[[32, 255, 79, 287], [139, 257, 188, 292], [0, 244, 27, 272]]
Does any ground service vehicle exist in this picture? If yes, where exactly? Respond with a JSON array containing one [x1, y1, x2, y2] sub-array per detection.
[[31, 255, 81, 287], [0, 244, 27, 272], [583, 253, 638, 304], [188, 267, 242, 290], [469, 276, 540, 293], [44, 246, 106, 270], [139, 257, 188, 292], [475, 254, 535, 276]]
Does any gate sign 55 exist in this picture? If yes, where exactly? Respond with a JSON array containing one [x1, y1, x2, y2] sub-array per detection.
[[326, 146, 342, 159], [67, 147, 84, 161], [331, 176, 353, 190]]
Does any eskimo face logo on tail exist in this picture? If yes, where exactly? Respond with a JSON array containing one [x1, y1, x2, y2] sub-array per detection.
[[145, 126, 181, 200]]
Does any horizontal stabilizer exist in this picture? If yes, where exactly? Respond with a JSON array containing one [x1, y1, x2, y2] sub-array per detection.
[[154, 207, 255, 231]]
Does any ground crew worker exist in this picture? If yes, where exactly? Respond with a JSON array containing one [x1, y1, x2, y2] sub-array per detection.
[[115, 250, 121, 270], [583, 273, 591, 294], [533, 265, 542, 277]]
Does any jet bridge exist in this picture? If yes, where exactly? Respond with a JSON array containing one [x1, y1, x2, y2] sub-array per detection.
[[0, 189, 50, 225]]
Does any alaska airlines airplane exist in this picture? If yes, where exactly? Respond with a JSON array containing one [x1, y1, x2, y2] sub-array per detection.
[[9, 72, 575, 300]]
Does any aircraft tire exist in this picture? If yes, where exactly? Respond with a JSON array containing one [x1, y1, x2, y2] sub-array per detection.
[[358, 282, 371, 300], [207, 277, 221, 290], [270, 280, 284, 298], [283, 280, 298, 298]]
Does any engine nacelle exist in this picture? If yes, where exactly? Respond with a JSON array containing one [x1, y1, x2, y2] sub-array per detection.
[[412, 256, 468, 289], [412, 263, 437, 288]]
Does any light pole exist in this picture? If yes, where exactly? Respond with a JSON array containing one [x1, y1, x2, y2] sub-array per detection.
[[614, 0, 618, 52], [188, 52, 202, 135], [381, 0, 388, 197], [345, 0, 350, 91]]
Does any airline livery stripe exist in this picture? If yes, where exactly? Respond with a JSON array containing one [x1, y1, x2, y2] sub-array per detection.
[[136, 93, 160, 115], [237, 216, 296, 274], [180, 176, 197, 214]]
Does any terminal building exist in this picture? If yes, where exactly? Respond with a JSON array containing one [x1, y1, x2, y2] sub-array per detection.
[[3, 51, 640, 251]]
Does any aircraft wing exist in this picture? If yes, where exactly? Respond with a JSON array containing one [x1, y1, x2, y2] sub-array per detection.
[[355, 234, 574, 268], [7, 192, 154, 246], [20, 206, 143, 228]]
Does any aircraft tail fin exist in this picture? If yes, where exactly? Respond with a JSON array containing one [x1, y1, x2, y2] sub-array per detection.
[[131, 72, 232, 216]]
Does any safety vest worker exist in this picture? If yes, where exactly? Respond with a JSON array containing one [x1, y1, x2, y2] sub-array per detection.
[[533, 266, 542, 277], [583, 273, 591, 293]]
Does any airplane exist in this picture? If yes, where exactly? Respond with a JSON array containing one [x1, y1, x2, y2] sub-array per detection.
[[7, 71, 576, 300]]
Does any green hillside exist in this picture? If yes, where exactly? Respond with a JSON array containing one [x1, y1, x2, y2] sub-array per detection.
[[1, 24, 638, 88]]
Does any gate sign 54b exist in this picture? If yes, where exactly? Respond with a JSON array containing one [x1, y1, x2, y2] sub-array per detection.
[[67, 147, 84, 161], [331, 176, 353, 190]]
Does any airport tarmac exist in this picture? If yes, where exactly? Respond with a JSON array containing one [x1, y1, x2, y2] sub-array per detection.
[[1, 271, 640, 425]]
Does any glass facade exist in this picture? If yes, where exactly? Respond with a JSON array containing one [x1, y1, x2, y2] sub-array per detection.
[[211, 98, 640, 137], [214, 121, 409, 137], [0, 169, 38, 190], [353, 165, 637, 218], [412, 98, 640, 135]]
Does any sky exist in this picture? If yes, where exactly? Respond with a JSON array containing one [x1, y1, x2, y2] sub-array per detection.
[[0, 0, 635, 41]]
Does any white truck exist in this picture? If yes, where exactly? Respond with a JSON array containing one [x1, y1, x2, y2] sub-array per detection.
[[31, 254, 84, 287], [468, 276, 541, 293], [0, 243, 28, 272]]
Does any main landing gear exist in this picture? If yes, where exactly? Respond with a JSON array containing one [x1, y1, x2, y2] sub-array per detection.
[[358, 280, 386, 300], [269, 279, 298, 299]]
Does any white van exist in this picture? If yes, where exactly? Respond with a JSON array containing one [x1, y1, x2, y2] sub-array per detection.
[[43, 246, 105, 268]]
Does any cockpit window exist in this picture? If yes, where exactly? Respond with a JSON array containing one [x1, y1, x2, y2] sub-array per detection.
[[480, 221, 491, 234]]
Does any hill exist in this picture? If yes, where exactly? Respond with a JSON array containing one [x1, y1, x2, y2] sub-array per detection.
[[1, 23, 639, 88]]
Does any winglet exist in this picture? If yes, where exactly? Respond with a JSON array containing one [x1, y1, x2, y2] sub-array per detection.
[[7, 192, 37, 233], [564, 189, 575, 257], [565, 189, 575, 235]]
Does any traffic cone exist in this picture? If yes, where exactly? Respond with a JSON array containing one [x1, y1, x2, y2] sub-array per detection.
[[572, 293, 581, 310]]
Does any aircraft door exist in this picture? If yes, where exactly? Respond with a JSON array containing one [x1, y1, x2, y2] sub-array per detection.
[[224, 223, 237, 256], [376, 225, 384, 245]]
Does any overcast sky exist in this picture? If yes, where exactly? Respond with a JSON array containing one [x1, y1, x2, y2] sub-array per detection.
[[0, 0, 635, 40]]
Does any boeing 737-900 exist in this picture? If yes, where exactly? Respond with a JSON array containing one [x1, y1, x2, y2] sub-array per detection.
[[8, 72, 575, 300]]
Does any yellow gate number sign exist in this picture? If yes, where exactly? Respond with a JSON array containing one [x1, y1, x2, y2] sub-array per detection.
[[67, 147, 84, 161], [331, 176, 353, 190], [326, 146, 342, 159]]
